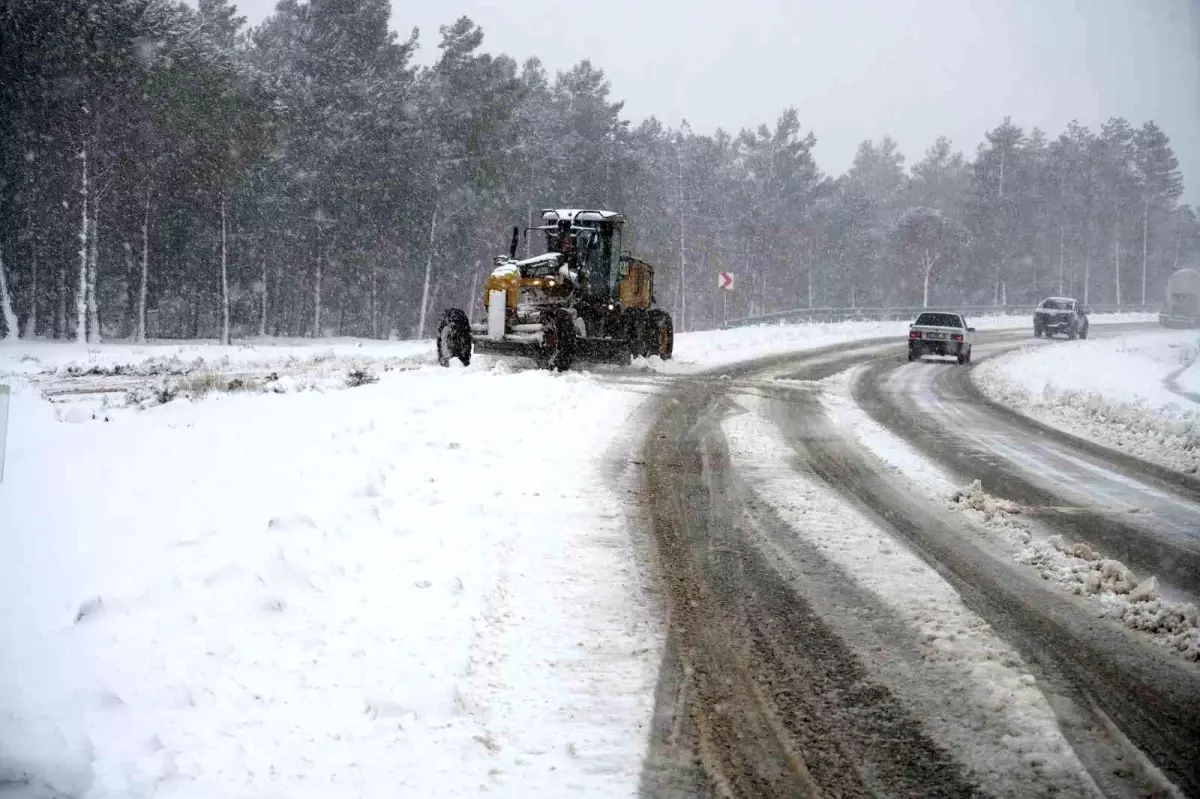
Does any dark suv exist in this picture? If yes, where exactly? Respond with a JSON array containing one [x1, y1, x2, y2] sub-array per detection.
[[1033, 297, 1089, 339]]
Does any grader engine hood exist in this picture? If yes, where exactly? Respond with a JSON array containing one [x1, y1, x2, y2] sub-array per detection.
[[483, 253, 576, 311]]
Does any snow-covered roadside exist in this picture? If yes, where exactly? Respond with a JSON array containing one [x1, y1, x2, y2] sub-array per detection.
[[0, 337, 432, 377], [721, 397, 1100, 797], [0, 311, 1153, 384], [1177, 358, 1200, 397], [972, 330, 1200, 475], [0, 364, 660, 798], [820, 368, 1200, 661]]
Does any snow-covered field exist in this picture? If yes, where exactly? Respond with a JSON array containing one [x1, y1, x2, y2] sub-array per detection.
[[972, 330, 1200, 474], [0, 362, 660, 798]]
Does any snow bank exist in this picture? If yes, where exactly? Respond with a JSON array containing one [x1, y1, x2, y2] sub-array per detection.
[[721, 397, 1098, 796], [973, 330, 1200, 474], [657, 312, 1155, 374], [950, 481, 1200, 662], [0, 363, 660, 797], [1177, 360, 1200, 397], [821, 369, 1200, 662], [0, 337, 433, 379]]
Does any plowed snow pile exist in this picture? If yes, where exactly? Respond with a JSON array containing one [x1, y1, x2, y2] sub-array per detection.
[[0, 361, 660, 798], [973, 331, 1200, 474], [949, 480, 1200, 662]]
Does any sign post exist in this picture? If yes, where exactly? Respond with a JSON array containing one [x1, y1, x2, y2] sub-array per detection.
[[0, 384, 9, 483], [718, 271, 735, 327]]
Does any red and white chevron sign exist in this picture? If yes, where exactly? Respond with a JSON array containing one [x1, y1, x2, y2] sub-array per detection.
[[718, 271, 735, 290]]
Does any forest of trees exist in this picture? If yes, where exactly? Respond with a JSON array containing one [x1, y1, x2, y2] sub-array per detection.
[[1, 0, 1197, 342]]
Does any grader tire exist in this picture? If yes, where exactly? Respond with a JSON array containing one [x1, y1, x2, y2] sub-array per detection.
[[538, 308, 577, 372], [624, 309, 649, 359], [648, 309, 674, 360], [436, 308, 472, 367]]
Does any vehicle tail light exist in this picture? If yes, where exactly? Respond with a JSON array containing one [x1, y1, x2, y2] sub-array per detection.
[[952, 334, 963, 342], [909, 331, 922, 339]]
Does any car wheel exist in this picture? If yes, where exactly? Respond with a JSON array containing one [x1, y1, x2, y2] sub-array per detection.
[[1033, 324, 1042, 338], [1079, 322, 1089, 340], [907, 345, 919, 362]]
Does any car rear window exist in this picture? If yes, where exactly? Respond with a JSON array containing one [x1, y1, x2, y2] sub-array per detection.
[[1041, 299, 1074, 310], [914, 313, 963, 328]]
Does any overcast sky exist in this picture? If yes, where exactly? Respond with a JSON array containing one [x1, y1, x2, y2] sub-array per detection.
[[224, 0, 1200, 204]]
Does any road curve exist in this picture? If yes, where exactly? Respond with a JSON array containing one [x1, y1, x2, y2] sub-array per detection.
[[855, 349, 1200, 594], [635, 325, 1200, 797]]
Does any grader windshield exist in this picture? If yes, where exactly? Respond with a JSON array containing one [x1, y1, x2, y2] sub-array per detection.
[[547, 224, 622, 297]]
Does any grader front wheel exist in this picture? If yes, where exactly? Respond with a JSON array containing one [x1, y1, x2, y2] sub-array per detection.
[[537, 309, 577, 371], [436, 308, 472, 367]]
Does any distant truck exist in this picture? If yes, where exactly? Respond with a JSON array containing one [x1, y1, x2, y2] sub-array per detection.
[[1159, 269, 1200, 328], [1033, 297, 1089, 339]]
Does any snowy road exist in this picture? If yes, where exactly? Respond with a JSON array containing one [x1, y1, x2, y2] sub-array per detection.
[[856, 343, 1200, 594], [637, 325, 1200, 797]]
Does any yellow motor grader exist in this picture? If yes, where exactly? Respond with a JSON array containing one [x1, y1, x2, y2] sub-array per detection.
[[436, 209, 674, 371]]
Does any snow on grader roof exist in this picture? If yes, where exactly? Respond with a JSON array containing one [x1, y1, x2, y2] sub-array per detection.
[[541, 209, 626, 224]]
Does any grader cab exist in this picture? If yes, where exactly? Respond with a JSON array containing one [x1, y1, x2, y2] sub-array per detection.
[[436, 209, 674, 371]]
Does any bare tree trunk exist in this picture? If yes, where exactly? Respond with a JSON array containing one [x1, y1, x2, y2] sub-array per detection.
[[417, 202, 437, 338], [807, 248, 813, 309], [312, 238, 323, 338], [922, 251, 932, 307], [76, 147, 89, 342], [0, 245, 18, 341], [122, 241, 134, 337], [56, 257, 66, 339], [676, 140, 687, 332], [370, 261, 379, 339], [137, 190, 150, 343], [1058, 220, 1065, 295], [1171, 216, 1183, 272], [87, 188, 100, 342], [220, 194, 230, 345], [1113, 217, 1121, 306], [1140, 198, 1149, 305], [24, 218, 38, 338], [1083, 250, 1090, 305], [259, 258, 267, 337], [467, 265, 480, 321]]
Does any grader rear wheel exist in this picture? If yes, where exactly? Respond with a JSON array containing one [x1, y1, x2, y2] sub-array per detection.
[[647, 309, 674, 360], [623, 309, 649, 359]]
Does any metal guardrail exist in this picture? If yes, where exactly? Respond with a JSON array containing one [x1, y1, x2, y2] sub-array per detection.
[[724, 303, 1156, 328]]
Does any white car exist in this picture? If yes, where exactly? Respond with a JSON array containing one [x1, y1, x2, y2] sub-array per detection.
[[907, 311, 975, 365]]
